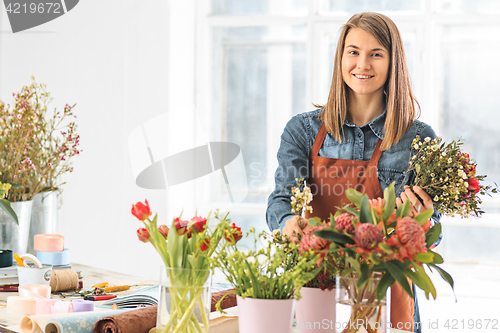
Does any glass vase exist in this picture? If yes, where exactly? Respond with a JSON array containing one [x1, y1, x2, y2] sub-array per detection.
[[336, 274, 388, 333], [156, 266, 212, 333]]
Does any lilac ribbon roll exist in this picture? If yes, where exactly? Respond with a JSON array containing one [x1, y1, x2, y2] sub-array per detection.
[[71, 300, 95, 312]]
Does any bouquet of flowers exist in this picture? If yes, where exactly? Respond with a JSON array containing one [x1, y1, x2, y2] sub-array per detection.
[[0, 77, 80, 202], [131, 200, 241, 333], [406, 136, 497, 217], [314, 183, 454, 333]]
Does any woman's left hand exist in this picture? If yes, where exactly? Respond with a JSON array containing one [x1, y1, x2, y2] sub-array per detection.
[[396, 185, 434, 215]]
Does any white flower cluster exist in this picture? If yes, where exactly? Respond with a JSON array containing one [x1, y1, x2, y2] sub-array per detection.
[[291, 178, 313, 216]]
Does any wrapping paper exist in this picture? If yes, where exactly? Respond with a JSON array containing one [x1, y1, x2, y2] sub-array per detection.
[[19, 309, 127, 333], [93, 305, 157, 333]]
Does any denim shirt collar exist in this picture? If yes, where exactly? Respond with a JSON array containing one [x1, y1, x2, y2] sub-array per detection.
[[344, 110, 386, 140]]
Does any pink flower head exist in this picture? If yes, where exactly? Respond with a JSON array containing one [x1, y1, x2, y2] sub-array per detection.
[[224, 223, 243, 245], [334, 214, 355, 234], [369, 197, 396, 225], [158, 225, 169, 239], [395, 217, 427, 260], [190, 216, 207, 234], [137, 228, 150, 243], [353, 223, 384, 250], [299, 223, 331, 266]]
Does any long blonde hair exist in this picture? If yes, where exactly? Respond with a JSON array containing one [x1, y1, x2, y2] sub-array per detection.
[[317, 12, 419, 151]]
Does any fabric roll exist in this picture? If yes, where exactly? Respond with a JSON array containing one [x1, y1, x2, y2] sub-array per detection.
[[93, 305, 157, 333], [211, 289, 237, 312], [71, 300, 95, 312]]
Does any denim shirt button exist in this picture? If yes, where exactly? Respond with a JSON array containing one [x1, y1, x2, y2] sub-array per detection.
[[357, 133, 362, 138]]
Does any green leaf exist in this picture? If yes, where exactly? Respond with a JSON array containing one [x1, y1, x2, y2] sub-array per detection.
[[396, 199, 411, 218], [314, 228, 355, 245], [414, 264, 437, 300], [414, 252, 434, 263], [425, 223, 442, 248], [383, 182, 396, 222], [384, 261, 413, 298], [0, 199, 18, 225], [357, 263, 370, 289], [404, 267, 431, 293], [345, 188, 364, 208], [345, 208, 360, 219], [346, 257, 361, 275], [307, 217, 322, 227], [359, 195, 373, 223], [415, 209, 434, 226], [430, 251, 443, 264], [428, 264, 455, 301], [378, 242, 394, 254], [376, 273, 395, 301]]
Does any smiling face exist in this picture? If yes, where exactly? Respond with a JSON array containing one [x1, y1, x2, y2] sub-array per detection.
[[341, 28, 390, 99]]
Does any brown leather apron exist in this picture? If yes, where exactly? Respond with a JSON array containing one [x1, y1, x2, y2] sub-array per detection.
[[305, 123, 414, 331]]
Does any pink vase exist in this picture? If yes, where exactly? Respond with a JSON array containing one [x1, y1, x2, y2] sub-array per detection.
[[237, 296, 295, 333], [295, 287, 336, 332]]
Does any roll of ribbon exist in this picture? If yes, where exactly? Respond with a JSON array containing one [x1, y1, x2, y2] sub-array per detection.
[[51, 300, 73, 314], [34, 234, 64, 252], [21, 253, 43, 268], [36, 248, 71, 266], [19, 284, 51, 299], [0, 249, 13, 268], [36, 298, 59, 315], [71, 300, 95, 312], [7, 296, 37, 315]]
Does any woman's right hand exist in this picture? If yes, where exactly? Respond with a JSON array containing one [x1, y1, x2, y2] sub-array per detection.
[[283, 215, 309, 242]]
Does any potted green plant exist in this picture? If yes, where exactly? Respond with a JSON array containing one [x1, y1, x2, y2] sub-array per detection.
[[214, 227, 318, 333]]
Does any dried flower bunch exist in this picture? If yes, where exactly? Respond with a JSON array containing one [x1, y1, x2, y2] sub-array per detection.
[[407, 136, 497, 218], [0, 77, 80, 202], [290, 178, 313, 216]]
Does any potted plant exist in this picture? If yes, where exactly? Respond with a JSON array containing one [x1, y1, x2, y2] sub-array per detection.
[[131, 200, 241, 333], [214, 227, 318, 333]]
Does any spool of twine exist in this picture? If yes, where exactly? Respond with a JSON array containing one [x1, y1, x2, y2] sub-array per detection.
[[50, 269, 79, 292]]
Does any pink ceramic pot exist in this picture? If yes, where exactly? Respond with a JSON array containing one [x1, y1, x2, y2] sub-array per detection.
[[295, 287, 336, 332], [237, 296, 295, 333]]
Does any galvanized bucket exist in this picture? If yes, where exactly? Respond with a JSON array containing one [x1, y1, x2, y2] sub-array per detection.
[[0, 200, 33, 255], [27, 191, 59, 254]]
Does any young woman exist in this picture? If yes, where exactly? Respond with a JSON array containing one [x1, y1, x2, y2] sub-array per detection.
[[266, 12, 441, 333]]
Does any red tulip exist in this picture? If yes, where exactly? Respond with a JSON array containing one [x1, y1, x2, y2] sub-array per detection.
[[137, 228, 150, 243], [468, 178, 480, 194], [159, 225, 169, 239], [224, 223, 242, 245], [190, 216, 207, 234], [200, 239, 210, 251], [174, 217, 190, 236], [131, 200, 152, 221]]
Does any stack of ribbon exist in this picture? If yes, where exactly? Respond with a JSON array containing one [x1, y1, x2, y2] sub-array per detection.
[[34, 234, 70, 267]]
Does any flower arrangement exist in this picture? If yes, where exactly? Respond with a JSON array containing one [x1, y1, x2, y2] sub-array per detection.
[[280, 178, 341, 290], [131, 200, 241, 333], [213, 228, 318, 308], [0, 77, 80, 202], [406, 136, 497, 217], [314, 183, 454, 333]]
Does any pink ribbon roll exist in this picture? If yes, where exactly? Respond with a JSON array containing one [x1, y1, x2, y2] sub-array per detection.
[[36, 298, 59, 315], [19, 284, 51, 299], [34, 234, 65, 252]]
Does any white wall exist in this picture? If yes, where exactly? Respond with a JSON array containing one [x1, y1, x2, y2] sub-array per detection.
[[0, 0, 198, 279]]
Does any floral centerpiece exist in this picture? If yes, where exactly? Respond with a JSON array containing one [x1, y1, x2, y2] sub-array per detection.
[[0, 77, 80, 202], [406, 136, 497, 217], [314, 183, 454, 333], [131, 200, 241, 333]]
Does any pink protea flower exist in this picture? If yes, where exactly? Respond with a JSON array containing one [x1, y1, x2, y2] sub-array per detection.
[[369, 197, 396, 226], [353, 223, 384, 250], [395, 217, 427, 260], [335, 214, 355, 234], [299, 223, 331, 266]]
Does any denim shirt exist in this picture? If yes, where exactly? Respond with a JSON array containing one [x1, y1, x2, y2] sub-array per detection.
[[266, 109, 442, 241]]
